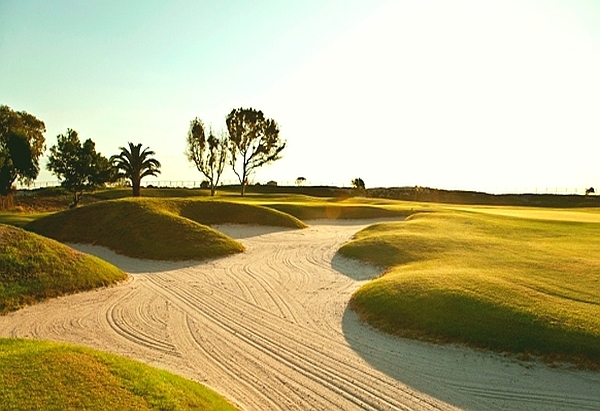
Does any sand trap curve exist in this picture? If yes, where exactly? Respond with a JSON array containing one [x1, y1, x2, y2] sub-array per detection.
[[1, 220, 599, 411]]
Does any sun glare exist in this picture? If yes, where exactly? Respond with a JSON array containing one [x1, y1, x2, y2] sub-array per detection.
[[257, 0, 600, 191]]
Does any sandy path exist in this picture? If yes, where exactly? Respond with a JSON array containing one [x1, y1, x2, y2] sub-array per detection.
[[1, 220, 599, 411]]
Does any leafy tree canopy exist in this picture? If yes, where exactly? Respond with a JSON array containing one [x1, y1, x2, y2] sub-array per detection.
[[46, 129, 113, 207], [352, 177, 366, 190], [226, 107, 285, 196], [186, 118, 227, 196], [111, 142, 161, 197], [0, 105, 46, 197]]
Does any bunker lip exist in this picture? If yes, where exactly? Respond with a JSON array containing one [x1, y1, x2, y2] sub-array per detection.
[[0, 220, 598, 411]]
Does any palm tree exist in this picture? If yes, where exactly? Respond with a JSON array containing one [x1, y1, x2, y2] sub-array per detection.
[[111, 143, 161, 197]]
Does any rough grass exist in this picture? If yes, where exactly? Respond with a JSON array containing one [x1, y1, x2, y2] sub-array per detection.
[[340, 210, 600, 368], [0, 339, 240, 411], [0, 224, 126, 314], [24, 198, 306, 260]]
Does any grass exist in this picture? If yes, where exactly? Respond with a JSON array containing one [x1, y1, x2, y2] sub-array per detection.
[[0, 224, 127, 314], [24, 197, 307, 260], [340, 210, 600, 368], [24, 199, 243, 261], [92, 187, 210, 200], [0, 212, 50, 227], [0, 338, 240, 411], [449, 204, 600, 223], [265, 202, 413, 220], [169, 198, 308, 227], [213, 192, 419, 220]]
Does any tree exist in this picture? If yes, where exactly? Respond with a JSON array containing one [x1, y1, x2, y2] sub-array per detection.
[[47, 129, 113, 207], [185, 118, 227, 196], [295, 177, 306, 186], [226, 107, 286, 196], [0, 105, 46, 209], [351, 177, 365, 190], [111, 142, 161, 197]]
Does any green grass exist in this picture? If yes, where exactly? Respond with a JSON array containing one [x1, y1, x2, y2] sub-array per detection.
[[0, 212, 50, 227], [24, 198, 306, 260], [92, 187, 210, 200], [340, 210, 600, 367], [168, 198, 308, 227], [265, 202, 413, 220], [0, 339, 240, 411], [449, 205, 600, 223], [0, 224, 127, 314], [215, 193, 420, 221]]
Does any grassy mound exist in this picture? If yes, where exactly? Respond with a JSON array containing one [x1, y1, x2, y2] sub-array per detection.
[[25, 198, 306, 260], [0, 339, 240, 411], [340, 211, 600, 367], [92, 187, 210, 200], [25, 199, 245, 261], [266, 202, 412, 220], [167, 199, 307, 228], [0, 224, 126, 314]]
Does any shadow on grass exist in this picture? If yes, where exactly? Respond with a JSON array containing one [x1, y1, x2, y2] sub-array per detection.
[[341, 308, 600, 411]]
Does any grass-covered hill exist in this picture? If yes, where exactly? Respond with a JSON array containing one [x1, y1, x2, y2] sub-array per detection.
[[0, 339, 240, 411], [339, 210, 600, 368], [0, 224, 126, 314], [25, 198, 306, 260], [265, 202, 413, 220], [170, 198, 308, 227]]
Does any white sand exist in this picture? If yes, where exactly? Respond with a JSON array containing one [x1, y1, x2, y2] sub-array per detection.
[[0, 220, 598, 411]]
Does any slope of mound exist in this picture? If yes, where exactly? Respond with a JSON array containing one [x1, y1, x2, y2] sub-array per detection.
[[0, 339, 240, 411], [24, 198, 307, 261], [266, 203, 411, 220], [0, 224, 126, 314], [170, 199, 307, 228], [25, 199, 245, 260], [339, 211, 600, 368]]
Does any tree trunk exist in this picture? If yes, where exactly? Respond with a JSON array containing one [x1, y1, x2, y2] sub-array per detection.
[[132, 179, 141, 197], [71, 191, 82, 208], [210, 184, 216, 196], [239, 156, 248, 196], [0, 194, 14, 211], [240, 165, 247, 196]]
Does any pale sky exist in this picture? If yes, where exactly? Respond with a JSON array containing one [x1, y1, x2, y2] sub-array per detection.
[[2, 0, 600, 193]]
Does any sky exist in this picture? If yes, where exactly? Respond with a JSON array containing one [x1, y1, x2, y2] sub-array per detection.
[[2, 0, 600, 194]]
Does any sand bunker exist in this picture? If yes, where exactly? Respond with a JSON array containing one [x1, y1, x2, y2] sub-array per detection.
[[0, 220, 598, 411]]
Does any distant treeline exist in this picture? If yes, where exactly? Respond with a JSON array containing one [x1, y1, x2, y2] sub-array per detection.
[[369, 186, 600, 208], [17, 184, 600, 209], [223, 184, 600, 208]]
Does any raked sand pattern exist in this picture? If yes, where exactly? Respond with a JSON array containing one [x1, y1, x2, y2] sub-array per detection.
[[1, 220, 599, 411]]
